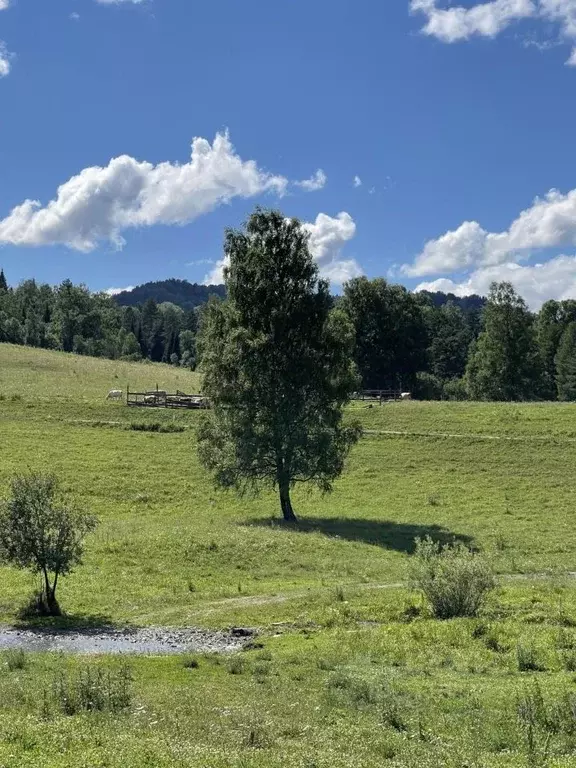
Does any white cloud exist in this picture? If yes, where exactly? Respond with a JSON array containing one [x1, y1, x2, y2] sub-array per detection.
[[416, 255, 576, 309], [295, 169, 327, 192], [411, 0, 576, 65], [0, 2, 10, 78], [204, 212, 361, 286], [0, 132, 288, 251], [353, 175, 362, 188], [411, 0, 536, 42], [105, 285, 135, 296], [70, 12, 81, 21], [404, 187, 576, 276], [0, 43, 10, 77]]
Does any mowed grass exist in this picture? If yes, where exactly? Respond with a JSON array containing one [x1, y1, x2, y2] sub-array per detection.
[[2, 343, 576, 766]]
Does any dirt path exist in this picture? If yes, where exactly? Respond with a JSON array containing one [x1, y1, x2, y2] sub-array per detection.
[[189, 571, 576, 616], [364, 429, 576, 443]]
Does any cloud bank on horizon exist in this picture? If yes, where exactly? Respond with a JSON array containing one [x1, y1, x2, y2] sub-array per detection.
[[411, 0, 576, 66], [402, 186, 576, 309]]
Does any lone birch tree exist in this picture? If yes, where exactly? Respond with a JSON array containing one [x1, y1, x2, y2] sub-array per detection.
[[197, 209, 361, 522]]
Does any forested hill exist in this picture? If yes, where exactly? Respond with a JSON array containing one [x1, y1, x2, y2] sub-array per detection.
[[417, 290, 486, 313], [113, 279, 226, 311]]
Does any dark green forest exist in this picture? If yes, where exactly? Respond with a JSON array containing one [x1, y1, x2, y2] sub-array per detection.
[[0, 267, 574, 402]]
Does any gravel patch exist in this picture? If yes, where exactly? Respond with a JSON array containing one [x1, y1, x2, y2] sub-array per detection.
[[0, 626, 251, 655]]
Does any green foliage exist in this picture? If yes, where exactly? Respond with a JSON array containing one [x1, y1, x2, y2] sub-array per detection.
[[48, 663, 133, 715], [0, 268, 7, 292], [414, 372, 444, 400], [555, 322, 576, 401], [466, 282, 544, 401], [0, 474, 97, 615], [410, 536, 495, 619], [198, 209, 361, 521], [537, 299, 576, 399], [128, 421, 185, 433], [426, 301, 472, 381], [342, 276, 427, 390], [442, 377, 468, 401]]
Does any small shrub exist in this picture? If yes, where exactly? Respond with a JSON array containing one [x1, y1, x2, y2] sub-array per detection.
[[517, 644, 546, 673], [410, 536, 495, 619], [182, 657, 199, 669], [4, 649, 27, 671], [128, 422, 184, 433]]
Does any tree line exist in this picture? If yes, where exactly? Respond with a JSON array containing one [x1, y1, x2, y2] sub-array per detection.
[[1, 259, 576, 401], [0, 270, 201, 370]]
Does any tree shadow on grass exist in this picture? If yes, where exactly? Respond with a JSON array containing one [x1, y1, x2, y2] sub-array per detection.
[[12, 610, 131, 634], [247, 517, 474, 554]]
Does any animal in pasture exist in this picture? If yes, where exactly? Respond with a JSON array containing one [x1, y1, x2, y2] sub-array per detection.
[[400, 392, 412, 400], [106, 389, 123, 400]]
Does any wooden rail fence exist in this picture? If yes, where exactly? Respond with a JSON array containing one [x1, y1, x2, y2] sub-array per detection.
[[126, 386, 210, 410]]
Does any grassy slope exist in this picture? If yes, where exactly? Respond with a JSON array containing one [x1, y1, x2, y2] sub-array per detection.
[[2, 343, 576, 766]]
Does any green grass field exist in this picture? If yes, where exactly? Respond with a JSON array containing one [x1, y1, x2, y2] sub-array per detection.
[[2, 342, 576, 766]]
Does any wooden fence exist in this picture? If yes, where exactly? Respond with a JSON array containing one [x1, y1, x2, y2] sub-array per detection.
[[351, 389, 406, 404], [126, 386, 210, 410]]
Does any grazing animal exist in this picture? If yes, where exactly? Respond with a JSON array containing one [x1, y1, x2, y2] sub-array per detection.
[[400, 392, 412, 401], [106, 389, 123, 400]]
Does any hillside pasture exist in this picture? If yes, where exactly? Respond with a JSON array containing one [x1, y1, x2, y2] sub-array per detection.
[[2, 343, 576, 766]]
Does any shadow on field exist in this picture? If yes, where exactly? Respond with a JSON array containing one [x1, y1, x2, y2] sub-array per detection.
[[248, 517, 473, 554], [13, 612, 126, 634]]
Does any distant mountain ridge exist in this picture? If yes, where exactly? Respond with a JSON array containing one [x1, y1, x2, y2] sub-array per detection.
[[112, 280, 488, 315], [417, 290, 486, 314], [113, 279, 226, 311]]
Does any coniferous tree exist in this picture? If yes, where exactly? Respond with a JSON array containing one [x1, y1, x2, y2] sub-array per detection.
[[197, 209, 361, 521], [0, 268, 8, 292], [555, 322, 576, 401], [466, 282, 543, 401]]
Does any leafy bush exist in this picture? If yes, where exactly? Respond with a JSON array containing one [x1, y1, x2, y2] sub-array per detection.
[[410, 536, 495, 619], [414, 372, 444, 401], [128, 422, 185, 433], [443, 378, 468, 401]]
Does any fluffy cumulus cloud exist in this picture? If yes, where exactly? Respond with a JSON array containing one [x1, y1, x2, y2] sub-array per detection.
[[0, 132, 288, 251], [294, 169, 327, 192], [404, 187, 576, 276], [416, 255, 576, 309], [204, 212, 361, 286], [411, 0, 576, 65]]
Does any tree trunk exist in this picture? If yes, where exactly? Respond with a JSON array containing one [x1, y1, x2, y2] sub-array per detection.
[[279, 479, 297, 522], [41, 569, 61, 616]]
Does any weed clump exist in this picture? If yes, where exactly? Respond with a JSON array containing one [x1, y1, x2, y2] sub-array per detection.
[[128, 422, 184, 433], [410, 536, 495, 619], [45, 663, 133, 716]]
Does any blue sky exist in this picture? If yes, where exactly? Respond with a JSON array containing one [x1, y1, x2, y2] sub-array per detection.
[[2, 0, 576, 307]]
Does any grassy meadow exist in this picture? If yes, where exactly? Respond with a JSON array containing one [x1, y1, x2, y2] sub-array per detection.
[[2, 342, 576, 766]]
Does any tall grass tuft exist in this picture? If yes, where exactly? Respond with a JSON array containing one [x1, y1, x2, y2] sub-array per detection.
[[410, 536, 495, 619]]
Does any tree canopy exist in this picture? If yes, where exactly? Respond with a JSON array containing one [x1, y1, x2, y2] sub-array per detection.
[[466, 282, 543, 401]]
